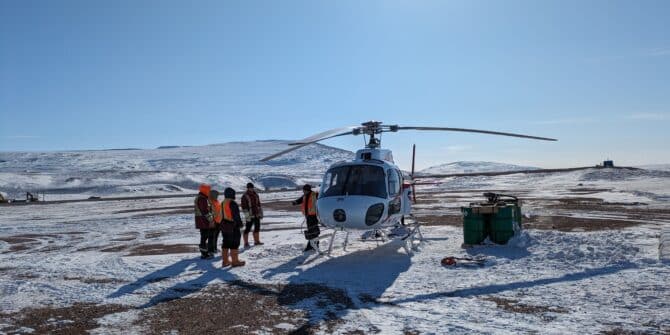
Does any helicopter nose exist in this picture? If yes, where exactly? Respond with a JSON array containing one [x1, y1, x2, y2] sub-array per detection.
[[333, 209, 346, 222]]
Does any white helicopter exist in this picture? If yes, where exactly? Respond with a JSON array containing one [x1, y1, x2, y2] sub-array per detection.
[[262, 121, 556, 255]]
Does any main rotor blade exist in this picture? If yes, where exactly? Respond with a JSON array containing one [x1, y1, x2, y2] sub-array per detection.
[[261, 126, 359, 162], [260, 143, 312, 162], [288, 126, 359, 145], [396, 126, 557, 141]]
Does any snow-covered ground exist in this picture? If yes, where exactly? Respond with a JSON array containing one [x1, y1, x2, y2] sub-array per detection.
[[419, 161, 539, 175], [638, 164, 670, 172], [1, 143, 669, 334], [1, 194, 668, 334]]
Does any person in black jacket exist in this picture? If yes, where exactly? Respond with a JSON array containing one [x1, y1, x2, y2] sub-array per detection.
[[241, 182, 264, 248], [220, 187, 245, 267]]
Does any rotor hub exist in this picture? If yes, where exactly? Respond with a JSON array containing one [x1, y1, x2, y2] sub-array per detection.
[[357, 121, 400, 148]]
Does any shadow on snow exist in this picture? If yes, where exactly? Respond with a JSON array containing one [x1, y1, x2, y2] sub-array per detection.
[[106, 241, 640, 331], [387, 261, 638, 305], [107, 256, 238, 308], [108, 240, 412, 331]]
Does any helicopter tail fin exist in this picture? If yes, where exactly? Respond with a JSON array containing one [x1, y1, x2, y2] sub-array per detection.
[[411, 144, 417, 204]]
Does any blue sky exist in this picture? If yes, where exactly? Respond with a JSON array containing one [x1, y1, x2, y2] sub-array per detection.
[[1, 0, 669, 169]]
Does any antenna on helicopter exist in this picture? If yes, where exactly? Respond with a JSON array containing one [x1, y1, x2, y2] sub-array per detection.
[[260, 121, 556, 162]]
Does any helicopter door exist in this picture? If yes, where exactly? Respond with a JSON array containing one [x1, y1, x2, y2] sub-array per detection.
[[387, 168, 402, 215], [400, 171, 412, 215]]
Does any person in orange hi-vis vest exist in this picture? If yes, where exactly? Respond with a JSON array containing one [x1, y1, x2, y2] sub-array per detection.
[[194, 184, 215, 259], [292, 184, 320, 252], [220, 187, 245, 267], [209, 189, 222, 254]]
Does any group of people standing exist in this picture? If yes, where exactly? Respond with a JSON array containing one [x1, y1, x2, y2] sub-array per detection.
[[194, 182, 264, 267], [194, 182, 321, 268]]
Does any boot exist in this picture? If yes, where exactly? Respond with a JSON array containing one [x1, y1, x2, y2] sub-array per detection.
[[304, 241, 313, 252], [243, 233, 250, 248], [253, 231, 264, 245], [231, 249, 246, 267], [222, 249, 231, 267], [200, 247, 210, 259], [303, 240, 319, 252]]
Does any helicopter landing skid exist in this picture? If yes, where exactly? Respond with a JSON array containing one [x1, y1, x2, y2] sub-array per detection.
[[400, 222, 424, 254], [327, 227, 351, 256], [326, 221, 424, 256]]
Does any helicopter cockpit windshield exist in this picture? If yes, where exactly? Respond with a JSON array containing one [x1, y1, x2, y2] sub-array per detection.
[[321, 165, 387, 198]]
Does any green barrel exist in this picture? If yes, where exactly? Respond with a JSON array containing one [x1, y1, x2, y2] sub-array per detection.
[[462, 207, 487, 245], [490, 205, 520, 244]]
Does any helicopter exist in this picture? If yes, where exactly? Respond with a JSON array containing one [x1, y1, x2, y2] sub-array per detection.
[[261, 121, 556, 255]]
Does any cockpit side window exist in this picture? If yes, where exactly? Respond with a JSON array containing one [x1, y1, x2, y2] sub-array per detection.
[[321, 166, 349, 197]]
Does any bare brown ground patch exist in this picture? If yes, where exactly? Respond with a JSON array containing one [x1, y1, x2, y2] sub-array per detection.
[[547, 197, 654, 211], [63, 276, 125, 284], [410, 211, 642, 232], [0, 236, 37, 244], [62, 231, 87, 235], [100, 245, 128, 252], [36, 245, 71, 253], [76, 246, 101, 252], [4, 244, 32, 253], [126, 243, 197, 256], [1, 233, 85, 254], [408, 191, 669, 232], [524, 216, 642, 232], [263, 200, 297, 212], [0, 236, 40, 253], [3, 233, 60, 239], [145, 230, 167, 239], [15, 272, 40, 279], [414, 214, 462, 227], [414, 196, 471, 206], [483, 296, 568, 315], [546, 198, 670, 223], [426, 189, 528, 195], [0, 303, 131, 335], [110, 234, 137, 242], [114, 205, 191, 214], [130, 209, 193, 219], [601, 326, 670, 335], [567, 187, 613, 195], [139, 281, 355, 334]]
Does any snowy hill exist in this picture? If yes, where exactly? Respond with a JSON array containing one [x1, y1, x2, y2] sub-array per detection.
[[419, 161, 539, 175], [0, 141, 353, 199], [638, 164, 670, 172]]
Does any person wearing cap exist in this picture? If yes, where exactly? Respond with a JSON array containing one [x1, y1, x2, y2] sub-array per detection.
[[292, 184, 320, 252], [209, 189, 222, 254], [194, 184, 215, 259], [220, 187, 245, 267], [241, 182, 264, 248]]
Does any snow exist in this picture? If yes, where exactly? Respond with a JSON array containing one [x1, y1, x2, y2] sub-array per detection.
[[1, 143, 669, 333], [0, 141, 352, 200], [661, 228, 670, 261], [638, 164, 670, 172], [420, 161, 539, 175]]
